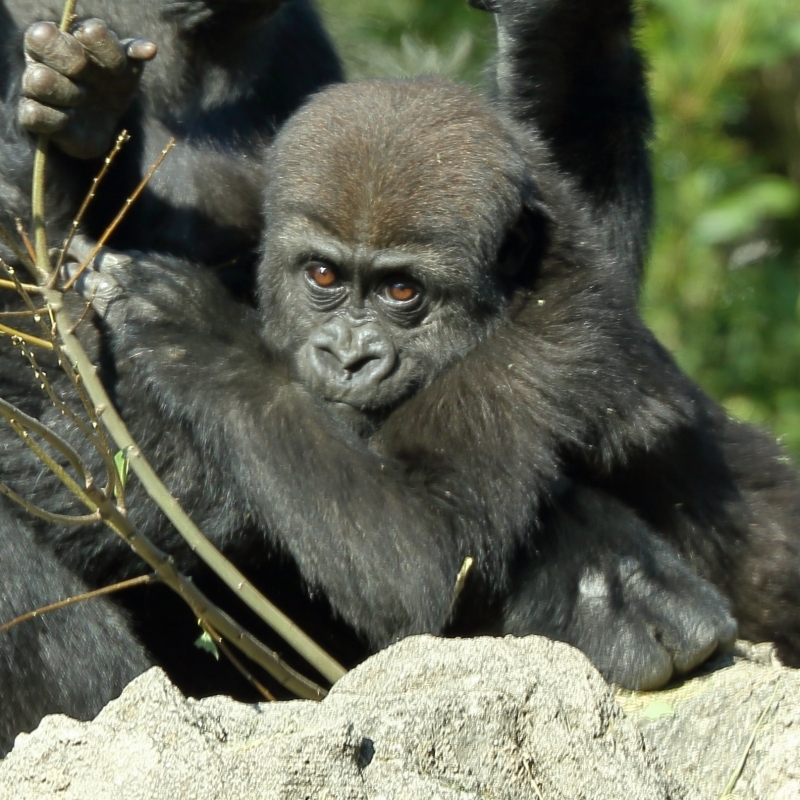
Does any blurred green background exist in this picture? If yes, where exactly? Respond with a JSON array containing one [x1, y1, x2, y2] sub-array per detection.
[[317, 0, 800, 456]]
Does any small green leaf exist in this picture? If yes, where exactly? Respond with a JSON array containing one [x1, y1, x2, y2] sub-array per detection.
[[114, 447, 131, 491], [195, 630, 220, 661]]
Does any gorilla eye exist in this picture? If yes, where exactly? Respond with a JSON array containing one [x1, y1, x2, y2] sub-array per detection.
[[383, 279, 420, 304], [306, 263, 338, 288]]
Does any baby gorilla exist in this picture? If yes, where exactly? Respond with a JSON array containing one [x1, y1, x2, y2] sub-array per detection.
[[70, 77, 756, 693]]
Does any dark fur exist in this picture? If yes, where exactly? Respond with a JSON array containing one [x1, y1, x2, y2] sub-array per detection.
[[0, 0, 798, 759], [0, 0, 342, 294], [0, 0, 341, 755]]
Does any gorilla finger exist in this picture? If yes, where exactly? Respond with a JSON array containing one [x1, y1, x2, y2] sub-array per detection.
[[64, 234, 96, 265], [24, 22, 87, 77], [670, 613, 737, 674], [22, 64, 85, 108], [590, 624, 674, 690], [55, 118, 117, 160], [73, 19, 125, 73], [123, 39, 158, 62], [66, 235, 135, 275], [17, 98, 69, 135], [62, 262, 123, 317]]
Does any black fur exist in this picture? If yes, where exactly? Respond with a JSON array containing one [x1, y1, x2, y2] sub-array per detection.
[[0, 0, 797, 759], [0, 0, 341, 755], [0, 0, 342, 295]]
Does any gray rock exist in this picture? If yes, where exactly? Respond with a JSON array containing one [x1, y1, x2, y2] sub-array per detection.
[[619, 643, 800, 800], [0, 635, 697, 800]]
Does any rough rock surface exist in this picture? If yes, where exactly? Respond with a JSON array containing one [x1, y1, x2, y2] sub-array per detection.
[[619, 642, 800, 800], [0, 635, 696, 800]]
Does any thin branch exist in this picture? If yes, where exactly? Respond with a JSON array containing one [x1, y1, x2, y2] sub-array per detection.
[[63, 139, 176, 291], [0, 575, 155, 635], [2, 259, 118, 469], [447, 556, 474, 621], [47, 288, 346, 685], [16, 219, 39, 270], [0, 278, 42, 294], [0, 323, 54, 350], [51, 130, 130, 283], [13, 340, 119, 495], [0, 397, 94, 492], [96, 496, 328, 700], [0, 391, 328, 698], [0, 223, 33, 269], [0, 477, 99, 526], [31, 0, 79, 281], [203, 623, 277, 702], [1, 260, 53, 335], [0, 309, 39, 318], [16, 0, 344, 693]]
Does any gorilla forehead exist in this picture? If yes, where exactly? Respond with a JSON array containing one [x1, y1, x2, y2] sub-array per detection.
[[266, 78, 529, 255]]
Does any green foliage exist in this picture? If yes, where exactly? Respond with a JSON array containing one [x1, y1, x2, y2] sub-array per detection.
[[317, 0, 800, 454], [318, 0, 493, 80], [640, 0, 800, 454]]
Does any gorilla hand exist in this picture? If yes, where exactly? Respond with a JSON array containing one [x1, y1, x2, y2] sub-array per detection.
[[61, 233, 139, 314], [503, 486, 738, 690], [18, 20, 156, 159]]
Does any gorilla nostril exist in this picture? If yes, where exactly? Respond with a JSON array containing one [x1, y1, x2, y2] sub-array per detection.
[[342, 354, 379, 375]]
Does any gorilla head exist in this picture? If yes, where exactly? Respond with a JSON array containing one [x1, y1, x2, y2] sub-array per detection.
[[258, 79, 545, 418]]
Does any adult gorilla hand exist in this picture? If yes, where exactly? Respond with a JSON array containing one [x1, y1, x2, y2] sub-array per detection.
[[18, 19, 156, 159]]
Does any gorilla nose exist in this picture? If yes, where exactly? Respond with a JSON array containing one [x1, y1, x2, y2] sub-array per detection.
[[307, 320, 397, 402], [340, 351, 380, 378], [323, 325, 394, 378]]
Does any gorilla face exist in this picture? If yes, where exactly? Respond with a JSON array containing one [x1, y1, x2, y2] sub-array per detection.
[[258, 78, 537, 415]]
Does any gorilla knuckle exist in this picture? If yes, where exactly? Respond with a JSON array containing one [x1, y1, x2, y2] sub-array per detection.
[[17, 97, 69, 133]]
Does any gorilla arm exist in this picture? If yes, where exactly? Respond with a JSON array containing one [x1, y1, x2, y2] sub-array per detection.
[[474, 0, 653, 279], [0, 1, 341, 269], [70, 253, 469, 649], [67, 214, 736, 690]]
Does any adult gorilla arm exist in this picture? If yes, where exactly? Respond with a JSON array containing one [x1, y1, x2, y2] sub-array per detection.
[[0, 1, 342, 275], [474, 0, 653, 279], [0, 16, 155, 265]]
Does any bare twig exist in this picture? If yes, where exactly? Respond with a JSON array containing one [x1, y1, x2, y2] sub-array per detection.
[[63, 139, 176, 291], [30, 0, 78, 281], [9, 0, 346, 696], [0, 390, 328, 700], [0, 278, 42, 294], [13, 339, 120, 497], [203, 623, 277, 702], [51, 130, 130, 282], [0, 309, 38, 318], [0, 223, 33, 269], [16, 219, 38, 270], [0, 397, 94, 493], [48, 289, 346, 684], [0, 323, 53, 350], [0, 574, 156, 634], [0, 477, 99, 526]]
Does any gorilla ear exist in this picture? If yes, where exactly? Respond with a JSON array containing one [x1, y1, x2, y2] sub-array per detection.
[[496, 188, 551, 285]]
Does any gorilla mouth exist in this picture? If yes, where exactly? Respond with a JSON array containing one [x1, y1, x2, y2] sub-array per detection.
[[324, 401, 389, 437]]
